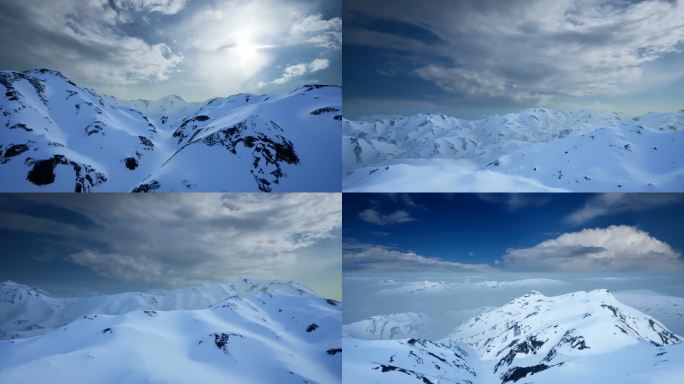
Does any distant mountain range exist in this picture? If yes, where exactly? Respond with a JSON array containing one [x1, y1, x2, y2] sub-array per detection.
[[0, 69, 341, 192], [0, 280, 341, 383], [343, 108, 684, 192], [344, 289, 683, 383]]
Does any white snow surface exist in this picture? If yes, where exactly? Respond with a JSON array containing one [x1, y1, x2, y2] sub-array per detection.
[[0, 70, 341, 192], [344, 289, 683, 383], [0, 280, 341, 383], [343, 109, 684, 192]]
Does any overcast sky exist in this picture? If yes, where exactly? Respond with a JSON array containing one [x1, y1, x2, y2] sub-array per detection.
[[344, 0, 684, 119], [0, 0, 341, 101], [343, 193, 684, 272], [0, 193, 341, 299]]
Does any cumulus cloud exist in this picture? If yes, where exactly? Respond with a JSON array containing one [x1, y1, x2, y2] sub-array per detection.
[[504, 225, 683, 271], [261, 58, 330, 86], [346, 0, 684, 105], [359, 208, 414, 225], [566, 193, 683, 224], [0, 194, 341, 287], [344, 244, 495, 271]]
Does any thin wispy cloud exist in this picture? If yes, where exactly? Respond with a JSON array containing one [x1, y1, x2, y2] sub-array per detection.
[[359, 209, 415, 225], [566, 193, 683, 224], [343, 243, 495, 272]]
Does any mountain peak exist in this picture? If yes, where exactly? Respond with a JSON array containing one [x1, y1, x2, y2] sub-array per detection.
[[21, 68, 71, 81]]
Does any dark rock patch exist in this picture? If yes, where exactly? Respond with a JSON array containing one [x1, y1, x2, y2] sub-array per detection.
[[495, 335, 545, 372], [25, 155, 107, 191], [131, 180, 161, 193], [325, 298, 340, 306], [26, 158, 58, 185], [9, 123, 32, 132], [124, 157, 138, 170], [310, 106, 340, 116], [202, 120, 300, 192], [138, 135, 154, 149], [1, 144, 30, 164], [212, 332, 243, 354], [501, 363, 556, 383], [326, 348, 341, 355], [84, 121, 105, 136]]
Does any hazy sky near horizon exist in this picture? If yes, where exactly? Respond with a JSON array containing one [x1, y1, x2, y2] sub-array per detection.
[[344, 0, 684, 119], [0, 0, 341, 101], [343, 193, 684, 273], [0, 194, 342, 299]]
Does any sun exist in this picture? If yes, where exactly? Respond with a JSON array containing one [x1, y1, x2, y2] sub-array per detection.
[[234, 38, 258, 59]]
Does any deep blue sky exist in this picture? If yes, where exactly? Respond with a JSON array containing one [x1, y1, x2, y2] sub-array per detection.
[[343, 0, 684, 119], [343, 194, 684, 271]]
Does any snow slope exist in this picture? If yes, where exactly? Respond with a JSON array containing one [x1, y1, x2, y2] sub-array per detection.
[[344, 289, 683, 383], [0, 281, 341, 383], [0, 280, 314, 340], [343, 109, 684, 192], [0, 69, 341, 192]]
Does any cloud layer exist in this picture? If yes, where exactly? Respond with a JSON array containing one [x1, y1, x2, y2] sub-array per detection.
[[0, 194, 341, 295], [344, 0, 684, 117], [504, 225, 683, 271], [0, 0, 341, 100], [344, 244, 495, 271]]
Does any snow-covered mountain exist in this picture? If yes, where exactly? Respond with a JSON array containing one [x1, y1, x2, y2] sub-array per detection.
[[0, 69, 341, 192], [343, 109, 684, 192], [344, 289, 683, 383], [0, 280, 341, 383], [343, 312, 432, 340]]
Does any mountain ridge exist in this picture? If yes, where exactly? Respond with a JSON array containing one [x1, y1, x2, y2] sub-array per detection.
[[343, 108, 684, 192], [1, 69, 341, 192], [344, 289, 683, 383]]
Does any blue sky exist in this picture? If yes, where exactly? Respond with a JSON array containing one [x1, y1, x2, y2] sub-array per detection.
[[0, 194, 341, 298], [343, 0, 684, 119], [0, 0, 341, 101], [343, 194, 684, 271]]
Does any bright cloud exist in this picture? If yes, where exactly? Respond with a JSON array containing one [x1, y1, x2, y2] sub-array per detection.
[[504, 225, 684, 271], [262, 58, 330, 86], [290, 14, 342, 49]]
